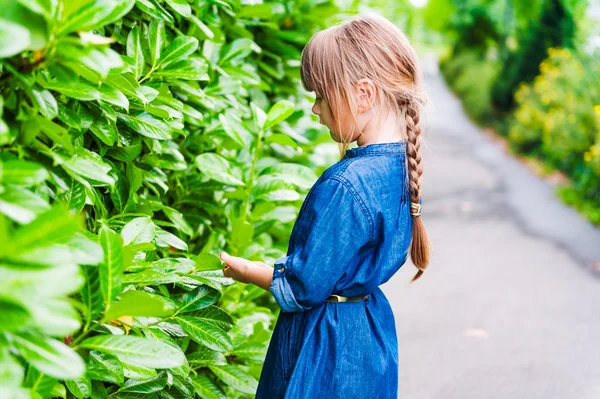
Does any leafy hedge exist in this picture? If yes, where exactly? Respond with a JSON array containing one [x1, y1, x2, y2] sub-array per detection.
[[0, 0, 339, 398]]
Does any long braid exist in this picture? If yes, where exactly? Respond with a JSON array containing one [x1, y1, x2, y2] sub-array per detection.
[[405, 101, 430, 281]]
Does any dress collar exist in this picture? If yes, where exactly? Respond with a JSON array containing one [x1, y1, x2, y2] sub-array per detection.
[[343, 140, 407, 159]]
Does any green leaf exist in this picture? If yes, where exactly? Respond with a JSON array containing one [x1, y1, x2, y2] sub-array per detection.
[[187, 348, 227, 367], [208, 365, 258, 394], [122, 270, 181, 286], [165, 0, 191, 18], [259, 163, 317, 190], [195, 253, 222, 271], [237, 4, 273, 19], [89, 118, 117, 146], [137, 0, 174, 23], [30, 88, 58, 119], [0, 186, 48, 222], [154, 228, 188, 251], [79, 335, 186, 369], [90, 380, 107, 399], [86, 351, 124, 385], [11, 333, 85, 379], [0, 263, 83, 306], [62, 178, 87, 213], [50, 383, 67, 399], [58, 44, 123, 80], [121, 216, 155, 246], [121, 362, 157, 380], [11, 235, 100, 269], [126, 25, 144, 80], [249, 174, 297, 203], [231, 343, 267, 361], [28, 298, 81, 337], [186, 270, 234, 292], [175, 316, 233, 352], [53, 147, 115, 186], [104, 290, 177, 321], [42, 80, 101, 101], [107, 133, 142, 163], [153, 59, 209, 81], [177, 286, 220, 314], [251, 103, 267, 130], [159, 36, 198, 68], [99, 225, 124, 312], [99, 85, 129, 111], [80, 266, 103, 327], [219, 38, 260, 65], [117, 372, 167, 394], [265, 133, 298, 148], [0, 299, 30, 332], [9, 206, 78, 255], [24, 366, 57, 398], [161, 206, 193, 236], [194, 153, 244, 186], [0, 19, 31, 58], [16, 0, 57, 19], [264, 100, 295, 129], [105, 74, 145, 103], [0, 160, 48, 186], [117, 112, 172, 140], [35, 115, 73, 150], [230, 218, 254, 249], [189, 14, 214, 39], [217, 113, 245, 149], [192, 374, 225, 399], [169, 374, 195, 397], [186, 306, 233, 331], [147, 19, 164, 67], [109, 174, 129, 213], [66, 233, 103, 265], [65, 378, 91, 399], [59, 0, 136, 35]]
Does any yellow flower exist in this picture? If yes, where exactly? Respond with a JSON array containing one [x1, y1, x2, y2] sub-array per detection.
[[584, 151, 592, 163], [594, 105, 600, 115], [541, 95, 550, 106]]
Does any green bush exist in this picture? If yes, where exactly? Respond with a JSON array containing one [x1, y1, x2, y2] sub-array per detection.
[[491, 0, 576, 111], [508, 47, 600, 222], [0, 0, 339, 398]]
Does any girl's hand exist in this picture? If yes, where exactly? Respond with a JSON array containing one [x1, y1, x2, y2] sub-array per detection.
[[220, 252, 275, 291], [220, 252, 252, 284]]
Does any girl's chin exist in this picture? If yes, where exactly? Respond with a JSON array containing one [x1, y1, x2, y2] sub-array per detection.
[[329, 131, 343, 143]]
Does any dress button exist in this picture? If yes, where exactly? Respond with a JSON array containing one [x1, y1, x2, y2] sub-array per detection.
[[278, 267, 285, 272]]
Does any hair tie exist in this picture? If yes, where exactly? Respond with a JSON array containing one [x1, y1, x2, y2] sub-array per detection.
[[410, 202, 421, 217]]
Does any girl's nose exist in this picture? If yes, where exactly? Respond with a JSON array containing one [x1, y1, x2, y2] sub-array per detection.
[[312, 102, 320, 116]]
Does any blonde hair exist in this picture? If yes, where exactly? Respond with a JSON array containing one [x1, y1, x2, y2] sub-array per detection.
[[300, 14, 430, 281]]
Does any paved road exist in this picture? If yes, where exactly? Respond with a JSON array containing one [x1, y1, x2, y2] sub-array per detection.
[[383, 54, 600, 399]]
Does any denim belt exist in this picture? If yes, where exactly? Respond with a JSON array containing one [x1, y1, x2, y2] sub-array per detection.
[[325, 294, 369, 303]]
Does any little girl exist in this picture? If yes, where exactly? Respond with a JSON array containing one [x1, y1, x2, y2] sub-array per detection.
[[220, 14, 430, 398]]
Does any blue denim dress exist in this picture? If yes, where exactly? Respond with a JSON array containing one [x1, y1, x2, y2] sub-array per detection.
[[256, 141, 412, 399]]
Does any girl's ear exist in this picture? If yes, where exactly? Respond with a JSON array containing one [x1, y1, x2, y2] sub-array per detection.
[[354, 78, 376, 113]]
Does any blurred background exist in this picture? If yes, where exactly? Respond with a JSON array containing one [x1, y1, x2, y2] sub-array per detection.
[[0, 0, 599, 398]]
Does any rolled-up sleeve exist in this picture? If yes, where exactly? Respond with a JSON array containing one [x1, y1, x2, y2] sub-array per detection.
[[269, 176, 373, 313]]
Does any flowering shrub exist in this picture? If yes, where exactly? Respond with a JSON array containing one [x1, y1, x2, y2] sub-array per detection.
[[509, 47, 600, 222]]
